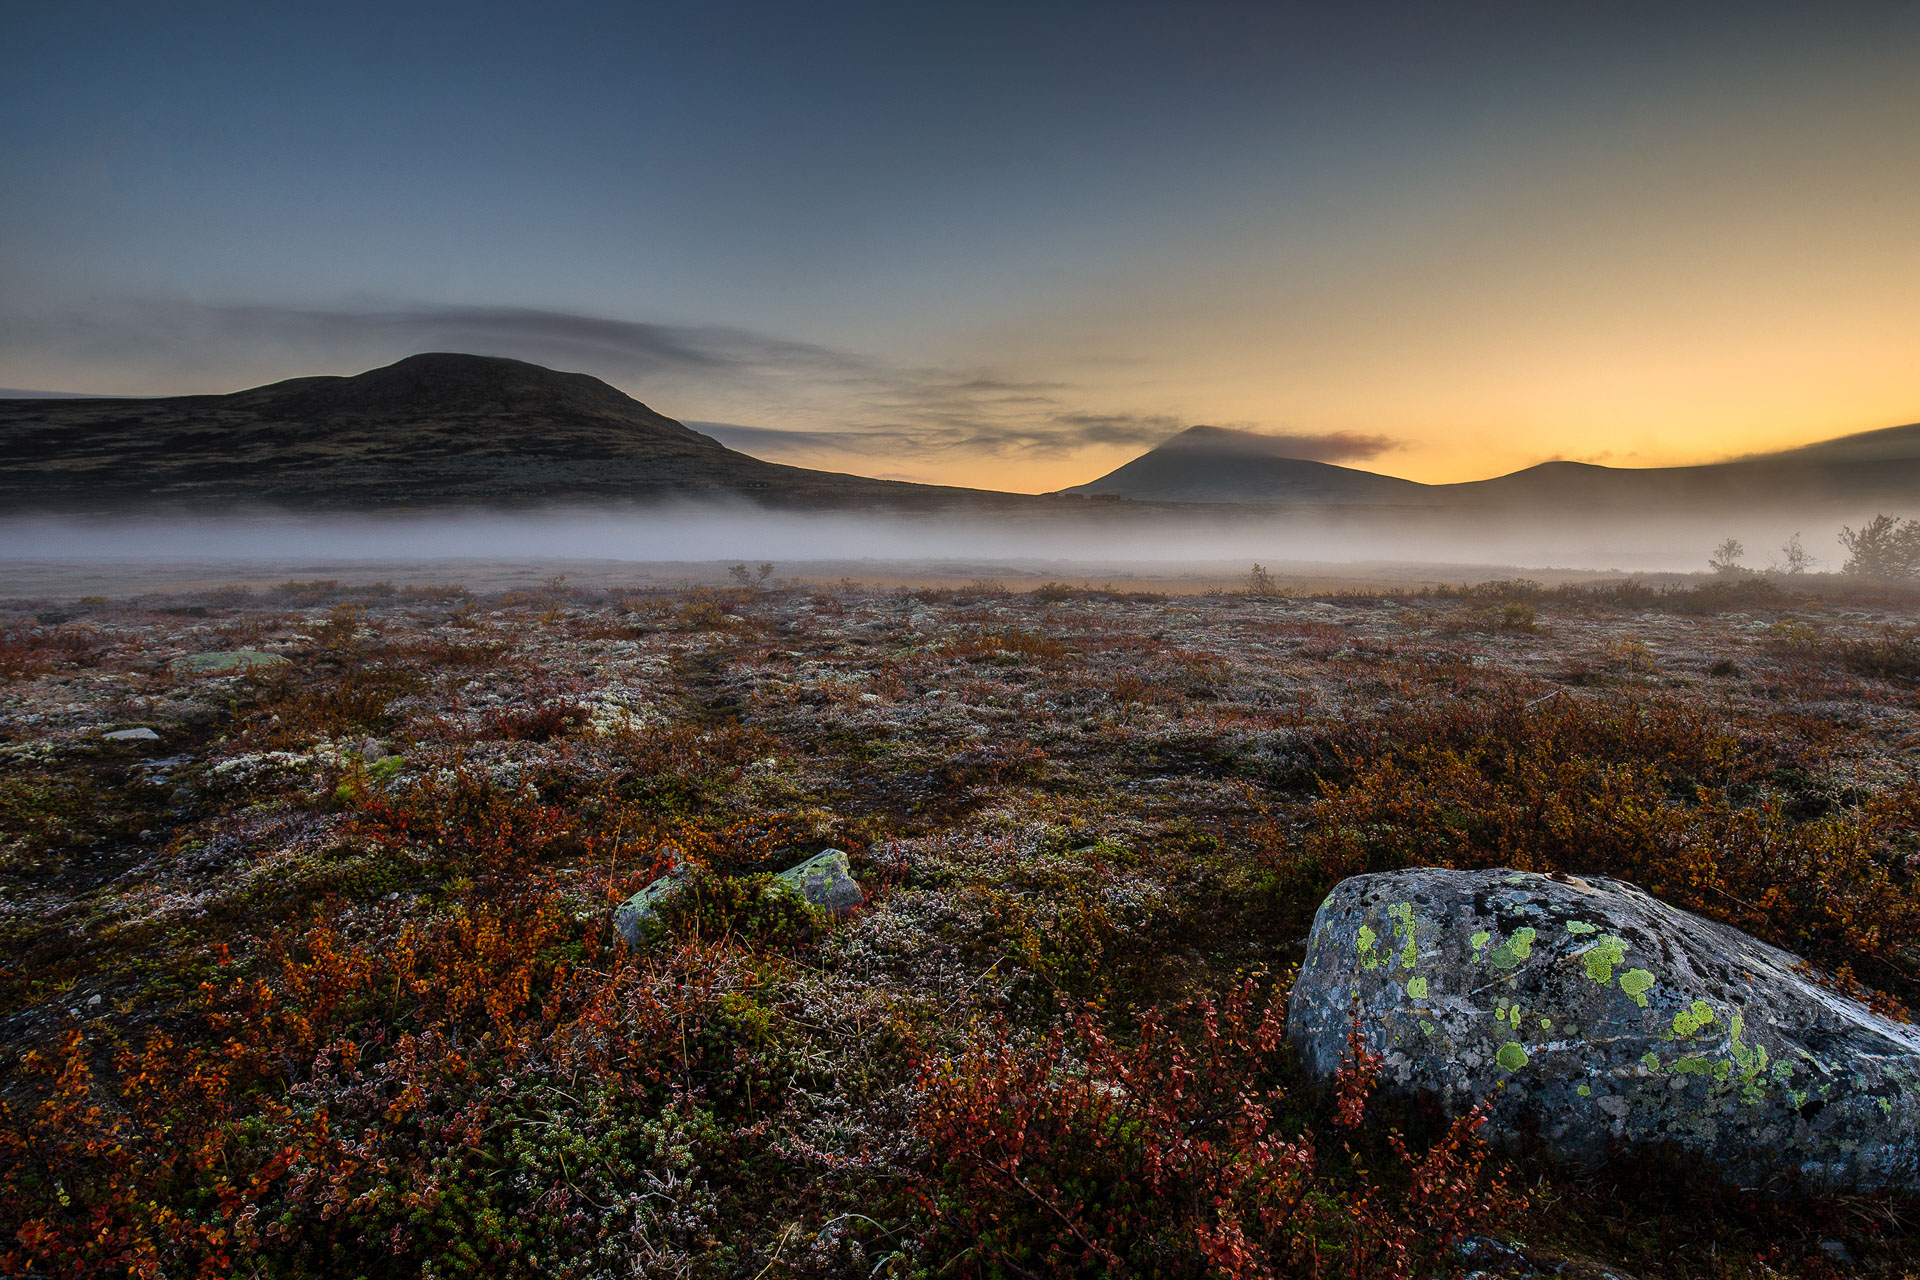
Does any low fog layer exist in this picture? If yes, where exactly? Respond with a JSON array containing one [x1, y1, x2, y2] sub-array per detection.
[[0, 500, 1870, 576]]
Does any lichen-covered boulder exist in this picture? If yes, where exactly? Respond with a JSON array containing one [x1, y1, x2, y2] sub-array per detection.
[[1288, 867, 1920, 1191], [776, 849, 864, 916]]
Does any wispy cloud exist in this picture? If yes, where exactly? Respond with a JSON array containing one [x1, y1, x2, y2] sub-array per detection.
[[1, 300, 855, 382], [699, 417, 1402, 464], [693, 411, 1191, 461], [1226, 430, 1399, 463]]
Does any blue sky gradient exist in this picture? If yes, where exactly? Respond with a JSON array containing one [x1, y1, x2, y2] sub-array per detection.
[[4, 1, 1917, 489]]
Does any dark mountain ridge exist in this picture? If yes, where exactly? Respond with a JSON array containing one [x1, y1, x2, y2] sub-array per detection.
[[7, 355, 1915, 521], [0, 353, 1036, 513], [1062, 425, 1428, 505], [1065, 423, 1920, 515]]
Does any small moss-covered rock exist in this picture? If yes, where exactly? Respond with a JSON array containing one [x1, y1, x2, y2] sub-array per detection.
[[1287, 867, 1920, 1191], [775, 849, 864, 916], [173, 649, 289, 675], [613, 865, 689, 947]]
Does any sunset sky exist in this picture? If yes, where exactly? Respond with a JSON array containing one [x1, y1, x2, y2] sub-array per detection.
[[2, 1, 1917, 493]]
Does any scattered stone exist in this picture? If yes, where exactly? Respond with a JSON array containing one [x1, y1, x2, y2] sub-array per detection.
[[776, 848, 865, 916], [360, 737, 394, 761], [102, 727, 160, 741], [612, 849, 865, 947], [86, 994, 102, 1007], [1820, 1238, 1856, 1267], [613, 863, 691, 948], [1288, 867, 1920, 1192], [172, 649, 290, 675], [1453, 1235, 1639, 1280]]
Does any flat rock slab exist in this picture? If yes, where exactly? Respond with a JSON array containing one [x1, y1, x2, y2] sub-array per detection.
[[102, 727, 161, 741], [173, 650, 289, 675], [1288, 867, 1920, 1191]]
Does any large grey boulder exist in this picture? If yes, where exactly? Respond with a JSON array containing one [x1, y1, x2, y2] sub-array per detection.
[[1288, 867, 1920, 1191]]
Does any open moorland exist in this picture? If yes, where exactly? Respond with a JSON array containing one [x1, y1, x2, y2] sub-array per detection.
[[4, 571, 1920, 1278]]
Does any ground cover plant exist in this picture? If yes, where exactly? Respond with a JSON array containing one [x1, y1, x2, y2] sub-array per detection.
[[1, 574, 1919, 1277]]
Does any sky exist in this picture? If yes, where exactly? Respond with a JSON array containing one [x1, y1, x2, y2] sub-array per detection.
[[2, 1, 1917, 493]]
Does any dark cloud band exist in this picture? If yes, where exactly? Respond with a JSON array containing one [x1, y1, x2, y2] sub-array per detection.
[[4, 298, 1399, 465]]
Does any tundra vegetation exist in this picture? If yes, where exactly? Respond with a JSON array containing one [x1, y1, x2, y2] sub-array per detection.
[[3, 571, 1920, 1277]]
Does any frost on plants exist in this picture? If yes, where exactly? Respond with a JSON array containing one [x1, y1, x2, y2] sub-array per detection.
[[3, 575, 1920, 1276]]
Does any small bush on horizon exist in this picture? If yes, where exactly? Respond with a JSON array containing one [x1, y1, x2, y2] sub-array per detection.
[[1840, 514, 1920, 580]]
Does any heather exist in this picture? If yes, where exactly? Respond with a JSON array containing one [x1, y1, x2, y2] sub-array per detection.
[[3, 576, 1919, 1277]]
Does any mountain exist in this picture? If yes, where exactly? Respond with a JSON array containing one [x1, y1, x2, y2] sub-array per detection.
[[8, 354, 1915, 524], [1065, 422, 1920, 516], [0, 353, 1026, 513], [1060, 425, 1428, 505]]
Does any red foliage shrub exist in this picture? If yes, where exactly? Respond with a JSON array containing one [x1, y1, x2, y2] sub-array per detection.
[[482, 700, 589, 742], [0, 624, 100, 682], [917, 977, 1518, 1278]]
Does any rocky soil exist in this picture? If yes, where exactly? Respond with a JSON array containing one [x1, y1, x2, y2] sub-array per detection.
[[3, 571, 1920, 1277]]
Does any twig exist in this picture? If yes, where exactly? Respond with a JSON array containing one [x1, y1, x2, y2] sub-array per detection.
[[751, 1223, 798, 1280]]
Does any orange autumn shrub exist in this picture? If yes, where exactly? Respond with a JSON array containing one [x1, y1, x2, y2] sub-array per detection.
[[0, 887, 799, 1279], [1290, 694, 1920, 1009]]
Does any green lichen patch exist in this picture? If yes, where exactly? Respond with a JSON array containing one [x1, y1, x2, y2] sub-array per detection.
[[1581, 935, 1629, 986], [1673, 1000, 1717, 1038], [1489, 925, 1537, 970], [1617, 968, 1655, 1006], [1496, 1041, 1530, 1071], [1385, 900, 1419, 970], [1565, 920, 1598, 935], [1405, 975, 1428, 999]]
